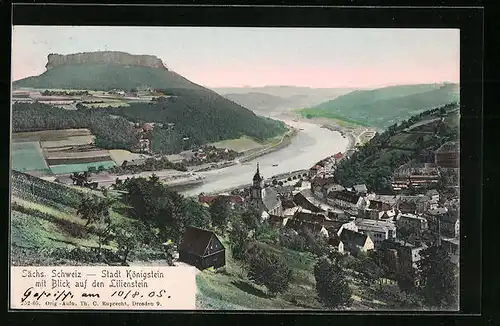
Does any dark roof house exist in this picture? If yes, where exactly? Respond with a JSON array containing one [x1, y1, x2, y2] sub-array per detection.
[[178, 227, 225, 270], [293, 192, 323, 213], [340, 229, 374, 253]]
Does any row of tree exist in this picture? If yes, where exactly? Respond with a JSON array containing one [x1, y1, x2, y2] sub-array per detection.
[[12, 102, 140, 151]]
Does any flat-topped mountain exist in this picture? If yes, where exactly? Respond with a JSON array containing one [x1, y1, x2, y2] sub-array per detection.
[[12, 51, 288, 154], [45, 51, 167, 70]]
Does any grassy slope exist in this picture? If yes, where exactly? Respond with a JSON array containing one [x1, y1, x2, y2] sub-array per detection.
[[10, 171, 132, 265], [298, 83, 459, 129], [196, 238, 414, 310]]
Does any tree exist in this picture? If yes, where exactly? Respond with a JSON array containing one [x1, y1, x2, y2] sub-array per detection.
[[114, 221, 144, 265], [314, 256, 353, 309], [358, 254, 384, 287], [240, 205, 260, 230], [76, 196, 111, 227], [71, 171, 92, 187], [88, 166, 97, 174], [97, 165, 106, 173], [396, 268, 417, 294], [417, 245, 458, 309], [209, 196, 232, 231], [246, 247, 293, 296], [272, 179, 278, 185], [181, 198, 212, 231], [228, 219, 251, 261]]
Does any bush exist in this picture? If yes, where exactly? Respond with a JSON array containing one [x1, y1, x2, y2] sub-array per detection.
[[246, 246, 293, 296], [279, 229, 307, 252], [314, 256, 353, 309]]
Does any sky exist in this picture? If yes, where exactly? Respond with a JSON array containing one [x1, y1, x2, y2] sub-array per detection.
[[11, 26, 460, 88]]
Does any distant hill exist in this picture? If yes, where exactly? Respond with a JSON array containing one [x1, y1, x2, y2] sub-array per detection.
[[222, 92, 291, 112], [213, 86, 359, 114], [12, 52, 287, 154], [298, 83, 459, 129]]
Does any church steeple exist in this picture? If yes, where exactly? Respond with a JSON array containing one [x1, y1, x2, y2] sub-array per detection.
[[253, 162, 263, 183], [251, 163, 264, 200]]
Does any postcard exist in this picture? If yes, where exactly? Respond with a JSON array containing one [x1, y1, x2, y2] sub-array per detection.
[[10, 25, 460, 311]]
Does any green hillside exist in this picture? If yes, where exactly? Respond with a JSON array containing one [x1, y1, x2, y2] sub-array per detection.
[[333, 102, 459, 193], [13, 63, 202, 91], [298, 83, 459, 130]]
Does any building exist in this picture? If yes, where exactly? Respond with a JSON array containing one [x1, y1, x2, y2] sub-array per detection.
[[353, 184, 368, 196], [324, 183, 346, 196], [392, 162, 440, 191], [354, 218, 397, 248], [326, 190, 367, 215], [379, 239, 428, 276], [309, 165, 322, 178], [198, 195, 245, 208], [311, 176, 336, 198], [268, 214, 289, 228], [328, 234, 345, 253], [178, 227, 226, 270], [139, 139, 150, 153], [441, 237, 459, 266], [435, 141, 460, 168], [293, 191, 323, 213], [339, 229, 374, 254], [282, 205, 299, 217], [293, 210, 327, 225], [285, 219, 329, 239], [440, 213, 460, 238], [426, 189, 440, 202], [397, 213, 429, 234], [275, 185, 295, 199], [396, 195, 430, 215], [250, 164, 282, 216]]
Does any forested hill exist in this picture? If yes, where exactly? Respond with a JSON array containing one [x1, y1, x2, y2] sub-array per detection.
[[12, 52, 288, 153], [103, 88, 287, 153], [333, 102, 459, 193], [299, 83, 459, 130]]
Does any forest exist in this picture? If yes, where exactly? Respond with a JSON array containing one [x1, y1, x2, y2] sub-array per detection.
[[333, 102, 459, 193], [12, 102, 139, 150], [101, 88, 288, 154]]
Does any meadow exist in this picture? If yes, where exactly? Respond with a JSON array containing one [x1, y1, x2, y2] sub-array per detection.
[[11, 142, 50, 172], [195, 237, 413, 311], [12, 128, 118, 175], [210, 136, 265, 153], [49, 161, 116, 174]]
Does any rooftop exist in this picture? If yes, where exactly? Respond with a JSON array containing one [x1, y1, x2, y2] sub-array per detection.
[[355, 218, 396, 232]]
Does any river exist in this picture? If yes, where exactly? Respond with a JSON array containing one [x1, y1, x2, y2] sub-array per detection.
[[179, 119, 349, 197]]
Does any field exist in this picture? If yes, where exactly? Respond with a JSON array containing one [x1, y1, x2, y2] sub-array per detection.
[[108, 149, 150, 165], [41, 135, 95, 148], [11, 129, 118, 175], [12, 128, 93, 142], [210, 136, 265, 153], [49, 161, 116, 174], [11, 142, 50, 172]]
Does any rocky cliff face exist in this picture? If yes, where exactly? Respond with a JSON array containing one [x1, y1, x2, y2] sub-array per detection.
[[45, 51, 168, 70]]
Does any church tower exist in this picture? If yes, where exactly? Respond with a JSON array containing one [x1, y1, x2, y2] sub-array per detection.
[[251, 163, 264, 200]]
